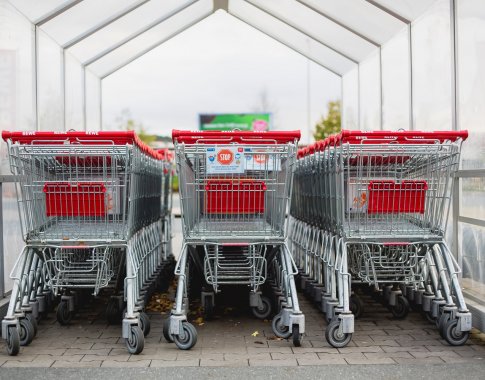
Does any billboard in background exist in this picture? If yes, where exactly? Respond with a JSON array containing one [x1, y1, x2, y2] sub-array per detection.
[[199, 113, 271, 131]]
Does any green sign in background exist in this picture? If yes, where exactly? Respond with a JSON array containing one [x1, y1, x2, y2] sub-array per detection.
[[199, 113, 271, 131]]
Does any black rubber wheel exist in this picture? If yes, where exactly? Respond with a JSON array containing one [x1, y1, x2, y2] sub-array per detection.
[[173, 322, 198, 350], [390, 296, 409, 319], [56, 301, 72, 325], [106, 299, 122, 325], [292, 324, 303, 347], [6, 325, 20, 356], [139, 312, 151, 337], [203, 296, 214, 320], [325, 319, 352, 348], [19, 318, 35, 346], [25, 314, 38, 337], [350, 294, 364, 319], [271, 313, 291, 339], [251, 296, 272, 320], [443, 319, 469, 346], [438, 312, 451, 338], [125, 325, 144, 354], [423, 310, 436, 324], [163, 318, 174, 343]]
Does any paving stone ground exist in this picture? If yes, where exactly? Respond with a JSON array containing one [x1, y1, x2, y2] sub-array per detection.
[[1, 289, 484, 368]]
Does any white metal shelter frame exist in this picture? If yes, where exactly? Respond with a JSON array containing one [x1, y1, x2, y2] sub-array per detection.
[[3, 0, 485, 330]]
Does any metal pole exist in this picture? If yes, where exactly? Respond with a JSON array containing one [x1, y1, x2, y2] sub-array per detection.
[[99, 78, 103, 131], [357, 64, 361, 130], [450, 0, 460, 266], [61, 47, 66, 131], [307, 57, 311, 143], [34, 26, 40, 131], [379, 47, 384, 130], [408, 24, 414, 130], [0, 182, 4, 298], [82, 66, 87, 131]]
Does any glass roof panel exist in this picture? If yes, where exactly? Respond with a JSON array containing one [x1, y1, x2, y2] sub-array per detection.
[[298, 0, 407, 45], [228, 0, 355, 75], [371, 0, 438, 21], [68, 0, 194, 64], [40, 0, 141, 46], [88, 0, 213, 78], [7, 0, 75, 23], [247, 0, 377, 62]]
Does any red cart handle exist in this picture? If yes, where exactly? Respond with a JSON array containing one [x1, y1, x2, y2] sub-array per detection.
[[337, 130, 468, 144], [2, 130, 165, 161], [172, 129, 301, 144]]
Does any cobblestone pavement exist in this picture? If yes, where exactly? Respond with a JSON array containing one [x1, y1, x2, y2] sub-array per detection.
[[1, 290, 484, 368]]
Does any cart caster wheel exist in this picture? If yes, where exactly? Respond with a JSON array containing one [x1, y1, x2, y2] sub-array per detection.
[[325, 319, 352, 348], [423, 310, 436, 324], [251, 296, 272, 320], [125, 325, 144, 354], [19, 318, 35, 346], [203, 296, 214, 320], [56, 301, 72, 325], [292, 324, 303, 347], [438, 312, 451, 338], [390, 296, 409, 319], [443, 319, 469, 346], [139, 312, 151, 337], [271, 313, 291, 339], [173, 322, 197, 350], [163, 318, 174, 343], [25, 314, 38, 337], [106, 299, 122, 325], [350, 294, 364, 319], [6, 325, 20, 356]]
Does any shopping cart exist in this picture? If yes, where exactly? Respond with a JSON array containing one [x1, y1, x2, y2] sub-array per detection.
[[1, 131, 172, 355], [166, 130, 305, 349], [290, 130, 471, 348]]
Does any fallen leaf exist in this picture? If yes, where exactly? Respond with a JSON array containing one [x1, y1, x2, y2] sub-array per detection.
[[251, 331, 259, 337]]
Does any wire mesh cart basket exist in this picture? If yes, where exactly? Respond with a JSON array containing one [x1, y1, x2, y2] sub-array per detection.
[[289, 130, 472, 348], [166, 130, 305, 349], [1, 131, 173, 355]]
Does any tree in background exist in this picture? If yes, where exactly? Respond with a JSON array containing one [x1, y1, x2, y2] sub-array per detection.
[[116, 108, 157, 145], [313, 100, 341, 141]]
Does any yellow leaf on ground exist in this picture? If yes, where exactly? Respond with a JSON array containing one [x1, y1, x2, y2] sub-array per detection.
[[251, 331, 259, 337]]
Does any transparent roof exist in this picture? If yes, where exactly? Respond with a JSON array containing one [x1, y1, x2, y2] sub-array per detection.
[[8, 0, 76, 24], [371, 0, 438, 22], [6, 0, 439, 79], [88, 0, 213, 78], [40, 0, 142, 47], [68, 0, 194, 64], [228, 0, 355, 75], [296, 0, 407, 45], [247, 0, 377, 62]]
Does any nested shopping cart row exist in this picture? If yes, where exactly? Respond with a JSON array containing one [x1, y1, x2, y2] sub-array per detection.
[[289, 130, 472, 348], [163, 130, 305, 349], [1, 131, 174, 355]]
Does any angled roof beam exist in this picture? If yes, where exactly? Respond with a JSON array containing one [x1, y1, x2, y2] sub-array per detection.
[[62, 0, 150, 49], [245, 0, 358, 64], [34, 0, 83, 26], [295, 0, 381, 47], [365, 0, 411, 24], [83, 0, 198, 66], [100, 11, 212, 79], [227, 12, 343, 77]]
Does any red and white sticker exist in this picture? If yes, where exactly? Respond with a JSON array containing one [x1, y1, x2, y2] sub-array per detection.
[[206, 146, 244, 174]]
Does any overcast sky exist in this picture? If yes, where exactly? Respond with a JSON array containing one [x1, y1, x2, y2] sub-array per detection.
[[102, 10, 341, 144]]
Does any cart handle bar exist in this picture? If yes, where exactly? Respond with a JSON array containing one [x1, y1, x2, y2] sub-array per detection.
[[172, 129, 301, 144], [297, 130, 468, 158], [1, 130, 165, 161]]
